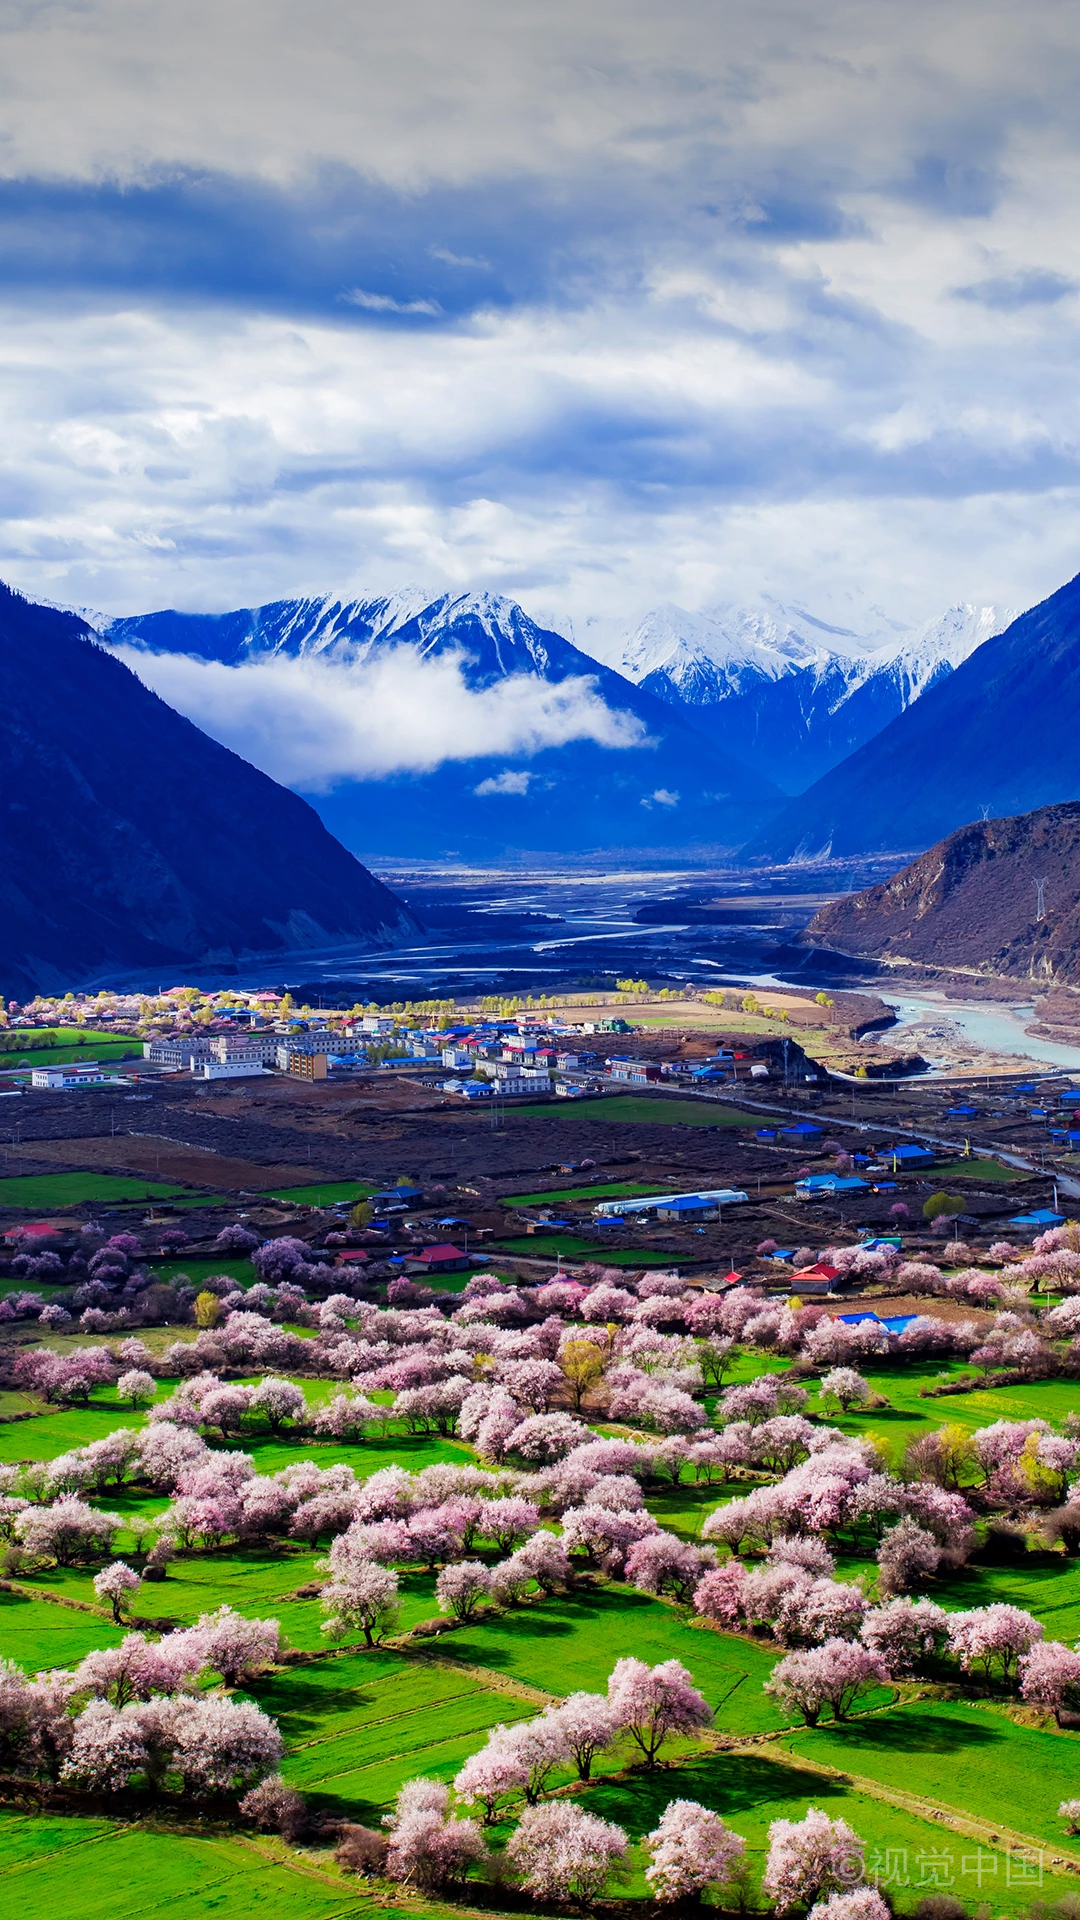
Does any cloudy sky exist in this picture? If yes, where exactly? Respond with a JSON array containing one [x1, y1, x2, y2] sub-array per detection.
[[3, 0, 1080, 632]]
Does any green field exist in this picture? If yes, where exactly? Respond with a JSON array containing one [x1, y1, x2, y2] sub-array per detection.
[[784, 1702, 1080, 1852], [0, 1812, 383, 1920], [0, 1029, 138, 1071], [267, 1182, 378, 1206], [500, 1181, 676, 1207], [0, 1173, 191, 1210], [153, 1257, 255, 1287], [508, 1095, 757, 1127], [930, 1158, 1026, 1182]]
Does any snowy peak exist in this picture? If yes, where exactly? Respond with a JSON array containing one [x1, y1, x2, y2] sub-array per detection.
[[870, 603, 1017, 683], [588, 596, 1018, 793], [612, 603, 825, 695], [101, 587, 599, 690], [101, 588, 434, 666], [389, 590, 593, 687]]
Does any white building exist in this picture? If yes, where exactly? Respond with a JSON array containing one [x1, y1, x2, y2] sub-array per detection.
[[210, 1033, 279, 1065], [31, 1064, 113, 1090], [193, 1059, 267, 1081]]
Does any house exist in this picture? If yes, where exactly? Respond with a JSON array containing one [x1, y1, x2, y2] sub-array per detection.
[[654, 1196, 720, 1221], [145, 1038, 213, 1068], [1010, 1209, 1066, 1228], [1, 1221, 64, 1245], [211, 1034, 279, 1065], [334, 1249, 370, 1266], [886, 1144, 936, 1165], [373, 1185, 423, 1210], [442, 1047, 472, 1068], [414, 1244, 471, 1272], [609, 1060, 662, 1084], [792, 1262, 841, 1286], [794, 1175, 870, 1198], [443, 1079, 493, 1098]]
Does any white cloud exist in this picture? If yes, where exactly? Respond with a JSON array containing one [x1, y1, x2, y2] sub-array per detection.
[[110, 642, 645, 788], [1, 6, 1080, 626], [642, 787, 680, 808], [343, 290, 443, 316], [474, 769, 534, 795]]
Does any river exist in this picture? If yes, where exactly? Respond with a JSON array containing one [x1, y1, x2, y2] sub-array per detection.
[[871, 992, 1080, 1074]]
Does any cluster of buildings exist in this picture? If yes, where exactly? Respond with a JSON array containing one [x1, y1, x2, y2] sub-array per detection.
[[143, 1031, 368, 1083]]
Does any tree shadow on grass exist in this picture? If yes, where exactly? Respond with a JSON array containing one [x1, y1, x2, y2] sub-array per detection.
[[588, 1751, 853, 1835], [801, 1711, 1004, 1757]]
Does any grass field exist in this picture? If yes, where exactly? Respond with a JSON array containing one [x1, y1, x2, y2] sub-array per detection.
[[784, 1701, 1080, 1851], [0, 1030, 138, 1071], [584, 1746, 1080, 1915], [815, 1360, 1080, 1457], [500, 1182, 674, 1207], [0, 1172, 191, 1209], [508, 1096, 757, 1127], [0, 1812, 384, 1920], [930, 1158, 1025, 1182], [267, 1182, 377, 1206], [153, 1257, 255, 1286]]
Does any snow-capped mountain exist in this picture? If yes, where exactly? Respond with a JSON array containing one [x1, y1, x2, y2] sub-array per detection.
[[97, 590, 784, 859], [590, 599, 1016, 792], [106, 588, 616, 687], [96, 585, 1017, 855], [103, 588, 434, 667]]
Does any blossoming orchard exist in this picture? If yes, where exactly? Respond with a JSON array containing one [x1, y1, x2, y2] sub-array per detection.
[[1, 1213, 1080, 1920]]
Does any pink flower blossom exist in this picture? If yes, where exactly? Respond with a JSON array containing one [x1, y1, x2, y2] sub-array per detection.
[[762, 1806, 866, 1912], [606, 1656, 712, 1766], [507, 1800, 628, 1904], [644, 1798, 747, 1901], [765, 1640, 889, 1726]]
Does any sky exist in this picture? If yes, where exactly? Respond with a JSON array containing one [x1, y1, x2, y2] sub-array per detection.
[[3, 0, 1080, 634]]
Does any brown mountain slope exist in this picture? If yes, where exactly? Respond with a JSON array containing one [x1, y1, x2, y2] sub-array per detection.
[[802, 802, 1080, 983]]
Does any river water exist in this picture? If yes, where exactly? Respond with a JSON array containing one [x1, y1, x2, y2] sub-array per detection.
[[880, 993, 1080, 1074]]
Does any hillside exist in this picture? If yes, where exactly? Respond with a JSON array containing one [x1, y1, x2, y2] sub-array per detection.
[[0, 584, 416, 996], [742, 570, 1080, 859], [102, 590, 785, 856], [802, 801, 1080, 982]]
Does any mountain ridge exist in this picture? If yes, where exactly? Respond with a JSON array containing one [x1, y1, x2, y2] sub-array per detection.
[[0, 583, 416, 997], [742, 570, 1080, 860], [802, 801, 1080, 985]]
